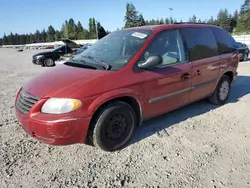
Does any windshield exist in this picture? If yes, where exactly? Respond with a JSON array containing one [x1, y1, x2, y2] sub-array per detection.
[[72, 29, 152, 68], [52, 46, 63, 52]]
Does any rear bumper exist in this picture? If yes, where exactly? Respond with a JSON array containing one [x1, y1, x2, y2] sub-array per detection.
[[15, 106, 91, 145]]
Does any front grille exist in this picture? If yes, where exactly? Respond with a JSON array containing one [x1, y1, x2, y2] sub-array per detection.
[[16, 91, 39, 114]]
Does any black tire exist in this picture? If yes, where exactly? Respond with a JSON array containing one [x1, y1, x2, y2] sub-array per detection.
[[209, 75, 231, 105], [44, 58, 55, 67], [91, 101, 137, 152]]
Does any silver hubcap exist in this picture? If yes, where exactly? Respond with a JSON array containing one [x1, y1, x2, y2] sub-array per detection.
[[45, 59, 53, 66], [219, 81, 229, 101]]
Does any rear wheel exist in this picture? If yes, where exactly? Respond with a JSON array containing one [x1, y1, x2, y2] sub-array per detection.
[[91, 101, 137, 152], [44, 58, 55, 67], [209, 75, 231, 105]]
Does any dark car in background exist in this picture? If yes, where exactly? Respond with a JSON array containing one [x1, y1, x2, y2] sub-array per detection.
[[32, 39, 81, 67], [74, 43, 92, 55], [234, 42, 249, 61]]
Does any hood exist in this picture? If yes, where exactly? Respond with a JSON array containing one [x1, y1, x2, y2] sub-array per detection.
[[22, 64, 110, 98], [33, 51, 52, 57]]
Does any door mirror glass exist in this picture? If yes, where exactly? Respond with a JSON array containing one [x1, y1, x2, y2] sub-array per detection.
[[138, 55, 163, 68]]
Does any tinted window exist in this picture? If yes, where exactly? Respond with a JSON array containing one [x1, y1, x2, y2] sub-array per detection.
[[212, 27, 236, 54], [180, 27, 218, 61], [142, 30, 186, 67]]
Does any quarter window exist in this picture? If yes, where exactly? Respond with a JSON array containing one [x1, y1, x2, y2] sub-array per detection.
[[180, 27, 218, 61], [212, 27, 236, 54], [142, 30, 186, 67]]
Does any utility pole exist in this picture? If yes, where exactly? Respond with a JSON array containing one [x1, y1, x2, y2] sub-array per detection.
[[169, 8, 173, 24]]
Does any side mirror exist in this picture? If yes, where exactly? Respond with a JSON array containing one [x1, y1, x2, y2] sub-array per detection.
[[138, 55, 163, 69]]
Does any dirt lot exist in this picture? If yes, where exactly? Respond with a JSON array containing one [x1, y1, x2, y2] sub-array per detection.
[[0, 48, 250, 188]]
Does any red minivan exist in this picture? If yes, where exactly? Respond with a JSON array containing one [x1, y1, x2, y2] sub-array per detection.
[[15, 24, 239, 151]]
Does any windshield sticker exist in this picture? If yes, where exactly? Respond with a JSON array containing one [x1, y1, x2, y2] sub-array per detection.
[[131, 32, 147, 39]]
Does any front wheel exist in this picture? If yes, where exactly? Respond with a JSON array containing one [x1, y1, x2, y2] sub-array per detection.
[[91, 101, 137, 152], [44, 58, 55, 67], [209, 75, 231, 105]]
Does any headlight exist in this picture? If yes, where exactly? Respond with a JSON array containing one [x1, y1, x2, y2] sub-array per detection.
[[41, 98, 82, 114], [35, 55, 44, 59]]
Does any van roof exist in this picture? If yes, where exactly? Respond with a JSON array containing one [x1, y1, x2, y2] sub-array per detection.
[[123, 23, 220, 32]]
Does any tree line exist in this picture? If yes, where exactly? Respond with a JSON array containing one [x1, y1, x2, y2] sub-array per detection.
[[0, 18, 108, 45], [124, 0, 250, 34], [1, 0, 250, 46]]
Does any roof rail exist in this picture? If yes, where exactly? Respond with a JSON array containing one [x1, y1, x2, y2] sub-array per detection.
[[174, 22, 210, 24]]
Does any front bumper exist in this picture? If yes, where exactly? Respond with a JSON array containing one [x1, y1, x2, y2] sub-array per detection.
[[15, 106, 91, 145], [32, 57, 43, 65]]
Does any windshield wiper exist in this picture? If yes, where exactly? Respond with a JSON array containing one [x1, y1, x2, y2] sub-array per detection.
[[82, 55, 111, 70]]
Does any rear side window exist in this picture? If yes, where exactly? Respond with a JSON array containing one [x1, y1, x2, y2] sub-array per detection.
[[212, 27, 236, 54], [180, 27, 218, 61]]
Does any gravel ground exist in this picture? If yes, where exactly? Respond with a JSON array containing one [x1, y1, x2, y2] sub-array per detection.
[[1, 48, 250, 188]]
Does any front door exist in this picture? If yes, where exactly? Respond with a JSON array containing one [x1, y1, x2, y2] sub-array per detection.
[[137, 29, 192, 119], [141, 63, 192, 119]]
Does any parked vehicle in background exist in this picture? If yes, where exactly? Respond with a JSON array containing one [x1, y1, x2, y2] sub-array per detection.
[[74, 43, 92, 55], [15, 23, 239, 152], [32, 39, 81, 67], [234, 41, 249, 61]]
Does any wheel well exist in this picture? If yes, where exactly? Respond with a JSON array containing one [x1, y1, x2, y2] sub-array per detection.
[[86, 96, 142, 144], [89, 96, 142, 128], [223, 71, 233, 83]]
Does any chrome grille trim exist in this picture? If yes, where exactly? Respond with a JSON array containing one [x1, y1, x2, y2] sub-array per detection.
[[16, 91, 39, 114]]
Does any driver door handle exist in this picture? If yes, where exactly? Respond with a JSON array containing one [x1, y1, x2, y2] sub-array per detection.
[[181, 73, 191, 80]]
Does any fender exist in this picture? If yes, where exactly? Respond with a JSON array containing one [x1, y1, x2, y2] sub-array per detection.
[[87, 88, 144, 117], [212, 69, 235, 92]]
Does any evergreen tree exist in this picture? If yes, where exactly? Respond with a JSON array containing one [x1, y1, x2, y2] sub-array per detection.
[[137, 14, 146, 26], [68, 18, 77, 39], [237, 0, 250, 33], [41, 29, 47, 42], [165, 18, 170, 24], [34, 30, 41, 43], [3, 33, 8, 45], [7, 32, 15, 45], [25, 34, 30, 44], [97, 23, 107, 39], [61, 21, 69, 38], [76, 21, 85, 39], [192, 15, 197, 23], [124, 3, 139, 28], [88, 18, 93, 36], [19, 35, 25, 45], [55, 30, 61, 41], [240, 0, 250, 15], [217, 9, 231, 32], [92, 18, 97, 38], [30, 33, 35, 43], [14, 33, 19, 45], [47, 25, 56, 41]]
